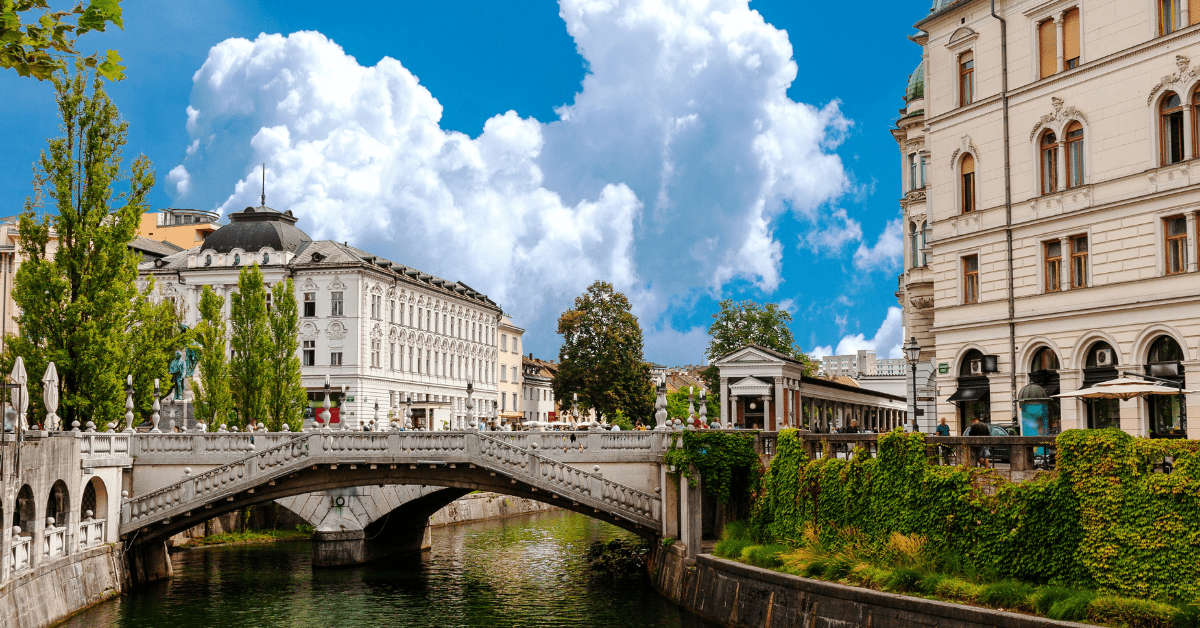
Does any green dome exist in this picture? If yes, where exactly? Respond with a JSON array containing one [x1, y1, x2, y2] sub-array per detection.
[[905, 61, 924, 102], [1017, 382, 1050, 402]]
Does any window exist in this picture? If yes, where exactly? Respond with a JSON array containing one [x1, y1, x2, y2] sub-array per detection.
[[920, 154, 927, 188], [303, 292, 316, 317], [1065, 122, 1084, 188], [960, 154, 976, 213], [389, 300, 395, 323], [1161, 0, 1182, 35], [417, 307, 423, 329], [1063, 9, 1080, 69], [1070, 235, 1088, 288], [959, 52, 974, 106], [435, 312, 440, 334], [963, 255, 980, 304], [1165, 215, 1188, 274], [371, 339, 381, 367], [265, 291, 272, 312], [408, 304, 413, 326], [511, 366, 517, 381], [330, 350, 343, 366], [501, 334, 508, 351], [1038, 18, 1056, 78], [910, 222, 920, 269], [1045, 241, 1062, 292], [417, 349, 423, 374], [303, 340, 315, 367], [426, 351, 431, 374], [1162, 93, 1185, 165], [390, 343, 396, 369], [427, 310, 431, 330], [408, 345, 413, 371], [1040, 131, 1058, 194], [371, 295, 381, 319], [500, 363, 507, 381], [909, 153, 918, 190], [330, 292, 343, 317]]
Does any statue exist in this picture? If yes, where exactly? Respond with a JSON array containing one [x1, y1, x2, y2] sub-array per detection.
[[166, 346, 200, 400]]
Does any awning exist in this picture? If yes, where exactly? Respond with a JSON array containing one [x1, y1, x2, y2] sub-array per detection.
[[1054, 378, 1192, 400], [947, 387, 989, 402]]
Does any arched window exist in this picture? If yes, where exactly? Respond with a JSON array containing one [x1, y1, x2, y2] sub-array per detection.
[[919, 220, 928, 266], [1085, 341, 1118, 369], [1146, 335, 1186, 437], [1065, 122, 1084, 188], [909, 221, 919, 268], [1040, 130, 1058, 194], [960, 153, 976, 213], [1031, 347, 1060, 372], [1161, 93, 1185, 165], [950, 349, 990, 431], [1029, 347, 1062, 432], [46, 481, 68, 527], [1083, 341, 1120, 429], [14, 485, 33, 533], [1148, 335, 1184, 364]]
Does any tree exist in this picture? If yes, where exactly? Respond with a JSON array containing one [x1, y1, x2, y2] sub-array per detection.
[[264, 278, 306, 432], [228, 264, 270, 428], [1, 0, 125, 80], [553, 281, 654, 422], [193, 286, 232, 429], [125, 279, 192, 420], [2, 66, 153, 428], [701, 299, 815, 394], [666, 386, 719, 421]]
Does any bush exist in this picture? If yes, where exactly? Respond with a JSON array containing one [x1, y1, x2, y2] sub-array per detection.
[[885, 567, 925, 593], [741, 544, 789, 569], [714, 538, 753, 560], [918, 573, 947, 596], [1032, 586, 1095, 622], [1174, 601, 1200, 628], [935, 577, 984, 603], [1088, 596, 1179, 628], [980, 580, 1035, 611]]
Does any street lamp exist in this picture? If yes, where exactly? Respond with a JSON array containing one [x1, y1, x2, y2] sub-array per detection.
[[904, 337, 921, 433]]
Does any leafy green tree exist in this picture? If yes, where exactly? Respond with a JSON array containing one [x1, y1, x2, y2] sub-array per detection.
[[2, 67, 152, 428], [701, 299, 814, 394], [553, 281, 654, 422], [666, 386, 719, 421], [193, 286, 232, 429], [265, 278, 306, 431], [125, 279, 192, 420], [1, 0, 126, 80], [229, 264, 270, 429]]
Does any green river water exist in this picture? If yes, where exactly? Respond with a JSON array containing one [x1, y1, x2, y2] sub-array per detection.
[[60, 510, 717, 628]]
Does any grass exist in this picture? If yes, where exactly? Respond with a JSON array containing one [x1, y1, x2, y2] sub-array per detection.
[[177, 528, 311, 548], [979, 580, 1036, 611], [741, 544, 789, 569], [1087, 596, 1179, 628]]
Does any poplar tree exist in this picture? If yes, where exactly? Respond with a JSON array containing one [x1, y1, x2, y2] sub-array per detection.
[[265, 278, 306, 431], [553, 281, 654, 421], [3, 66, 153, 427], [1, 0, 125, 80], [229, 264, 270, 428], [125, 279, 192, 419], [194, 286, 232, 429]]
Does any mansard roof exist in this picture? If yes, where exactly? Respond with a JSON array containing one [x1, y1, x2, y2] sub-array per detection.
[[201, 204, 312, 254]]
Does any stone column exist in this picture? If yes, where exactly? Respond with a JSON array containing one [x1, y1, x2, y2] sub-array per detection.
[[774, 377, 784, 431], [1187, 213, 1198, 274], [1054, 14, 1065, 73], [1185, 106, 1196, 162], [720, 378, 730, 427]]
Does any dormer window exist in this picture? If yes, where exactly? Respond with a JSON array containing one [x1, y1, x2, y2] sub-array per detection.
[[263, 252, 270, 264], [204, 255, 212, 267], [233, 253, 241, 266]]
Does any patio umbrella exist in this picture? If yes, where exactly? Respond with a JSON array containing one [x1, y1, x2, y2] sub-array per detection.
[[10, 357, 27, 430], [41, 362, 59, 431], [1053, 378, 1192, 401]]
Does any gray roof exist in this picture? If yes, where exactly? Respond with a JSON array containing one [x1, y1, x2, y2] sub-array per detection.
[[201, 205, 312, 254], [129, 236, 184, 259]]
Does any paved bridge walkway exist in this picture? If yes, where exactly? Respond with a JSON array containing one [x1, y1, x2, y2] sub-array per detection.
[[121, 431, 666, 545]]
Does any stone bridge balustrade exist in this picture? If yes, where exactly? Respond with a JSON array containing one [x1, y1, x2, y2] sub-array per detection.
[[120, 431, 665, 545], [78, 518, 105, 551], [42, 522, 66, 560], [9, 535, 30, 573]]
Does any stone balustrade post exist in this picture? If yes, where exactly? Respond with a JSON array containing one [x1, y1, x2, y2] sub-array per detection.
[[585, 431, 600, 452]]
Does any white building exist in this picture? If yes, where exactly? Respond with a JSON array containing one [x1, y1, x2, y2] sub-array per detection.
[[521, 355, 557, 423], [818, 351, 907, 378], [138, 203, 502, 430], [896, 0, 1200, 438]]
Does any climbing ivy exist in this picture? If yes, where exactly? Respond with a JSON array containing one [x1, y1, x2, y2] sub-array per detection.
[[751, 428, 1200, 602], [663, 430, 761, 504]]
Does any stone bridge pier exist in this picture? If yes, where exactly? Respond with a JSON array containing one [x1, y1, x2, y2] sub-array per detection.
[[276, 485, 467, 567]]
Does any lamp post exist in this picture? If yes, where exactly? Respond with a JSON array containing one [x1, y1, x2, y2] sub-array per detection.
[[904, 337, 921, 433]]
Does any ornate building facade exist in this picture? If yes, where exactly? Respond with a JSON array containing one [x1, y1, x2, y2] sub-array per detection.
[[138, 203, 502, 429], [899, 0, 1200, 438]]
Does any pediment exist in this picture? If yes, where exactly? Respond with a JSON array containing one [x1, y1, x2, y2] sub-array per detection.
[[947, 27, 977, 49], [719, 345, 787, 365], [729, 376, 773, 396]]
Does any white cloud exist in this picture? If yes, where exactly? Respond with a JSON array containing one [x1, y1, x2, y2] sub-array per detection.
[[852, 218, 904, 273], [827, 307, 904, 359], [167, 165, 190, 196], [801, 207, 862, 255], [809, 345, 833, 359], [173, 0, 851, 361]]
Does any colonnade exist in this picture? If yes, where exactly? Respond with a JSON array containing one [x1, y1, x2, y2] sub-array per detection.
[[802, 398, 907, 433]]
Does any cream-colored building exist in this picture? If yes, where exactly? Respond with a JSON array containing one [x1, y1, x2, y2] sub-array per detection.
[[896, 0, 1200, 438], [497, 314, 524, 423]]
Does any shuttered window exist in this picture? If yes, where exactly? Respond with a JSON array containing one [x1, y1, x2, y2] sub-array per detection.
[[1192, 0, 1200, 24], [1038, 19, 1057, 78], [1063, 9, 1080, 69]]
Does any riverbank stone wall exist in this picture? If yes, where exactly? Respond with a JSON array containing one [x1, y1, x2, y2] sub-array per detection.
[[649, 546, 1094, 628], [0, 544, 122, 628]]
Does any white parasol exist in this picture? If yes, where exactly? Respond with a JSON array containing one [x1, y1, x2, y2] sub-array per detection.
[[41, 362, 59, 431], [1053, 377, 1192, 401], [10, 357, 28, 431]]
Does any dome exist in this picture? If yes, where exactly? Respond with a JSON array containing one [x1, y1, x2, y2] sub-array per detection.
[[202, 205, 312, 254], [1017, 382, 1050, 402], [905, 61, 924, 102]]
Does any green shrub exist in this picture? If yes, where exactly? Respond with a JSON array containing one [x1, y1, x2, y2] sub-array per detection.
[[1174, 601, 1200, 628], [918, 573, 947, 596], [980, 580, 1035, 611], [1031, 586, 1095, 622], [721, 520, 752, 543], [824, 556, 853, 581], [741, 544, 789, 569], [935, 578, 984, 603], [801, 558, 828, 578], [713, 538, 752, 560], [885, 567, 925, 593], [1088, 596, 1179, 628]]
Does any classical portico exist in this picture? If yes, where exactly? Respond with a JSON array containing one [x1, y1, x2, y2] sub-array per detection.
[[715, 345, 908, 432]]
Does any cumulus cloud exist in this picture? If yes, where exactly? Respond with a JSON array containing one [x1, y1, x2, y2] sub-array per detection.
[[167, 165, 190, 196], [800, 207, 862, 255], [826, 306, 904, 359], [852, 218, 904, 273], [171, 0, 852, 362]]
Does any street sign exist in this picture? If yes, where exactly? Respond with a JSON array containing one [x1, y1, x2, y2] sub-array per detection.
[[937, 363, 949, 374]]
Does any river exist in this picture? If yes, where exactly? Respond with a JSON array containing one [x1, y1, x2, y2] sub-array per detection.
[[61, 510, 717, 628]]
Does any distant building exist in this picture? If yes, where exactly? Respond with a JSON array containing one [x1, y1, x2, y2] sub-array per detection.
[[497, 314, 524, 424], [521, 355, 556, 423], [137, 209, 220, 249], [817, 351, 906, 378]]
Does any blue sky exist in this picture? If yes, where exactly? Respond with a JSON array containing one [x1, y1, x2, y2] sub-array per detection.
[[0, 0, 929, 365]]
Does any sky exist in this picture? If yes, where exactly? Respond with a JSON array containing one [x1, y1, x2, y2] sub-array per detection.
[[0, 0, 930, 366]]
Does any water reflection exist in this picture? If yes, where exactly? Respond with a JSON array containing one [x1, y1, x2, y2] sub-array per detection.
[[63, 510, 716, 628]]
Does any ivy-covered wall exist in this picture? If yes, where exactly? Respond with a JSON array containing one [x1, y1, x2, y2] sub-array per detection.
[[751, 428, 1200, 602]]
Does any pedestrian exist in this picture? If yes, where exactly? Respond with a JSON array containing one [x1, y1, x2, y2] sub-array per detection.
[[935, 417, 951, 464], [964, 416, 991, 468], [844, 419, 860, 434]]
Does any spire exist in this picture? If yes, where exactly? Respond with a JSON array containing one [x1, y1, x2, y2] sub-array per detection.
[[260, 163, 266, 207]]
